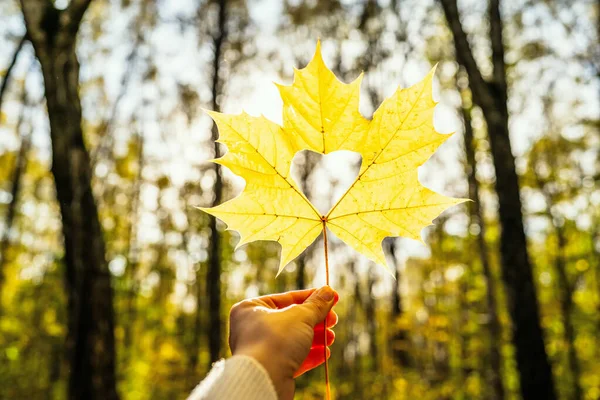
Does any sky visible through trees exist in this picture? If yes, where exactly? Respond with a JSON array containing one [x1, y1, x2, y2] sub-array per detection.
[[0, 0, 599, 399]]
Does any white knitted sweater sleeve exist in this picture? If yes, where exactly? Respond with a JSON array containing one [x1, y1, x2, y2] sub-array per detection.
[[187, 355, 278, 400]]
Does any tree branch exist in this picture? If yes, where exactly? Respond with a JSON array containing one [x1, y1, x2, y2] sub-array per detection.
[[438, 0, 495, 113], [19, 0, 48, 45], [0, 35, 27, 116], [90, 8, 146, 170], [489, 0, 507, 93], [62, 0, 93, 35], [0, 84, 31, 302]]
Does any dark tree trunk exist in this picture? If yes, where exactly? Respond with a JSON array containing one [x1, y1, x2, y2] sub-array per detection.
[[439, 0, 556, 398], [459, 87, 505, 400], [0, 95, 31, 310], [123, 129, 144, 351], [180, 189, 204, 382], [206, 0, 228, 365], [536, 176, 582, 400], [348, 261, 364, 393], [189, 260, 203, 375], [387, 240, 409, 366], [457, 271, 471, 384], [47, 343, 62, 399], [19, 2, 119, 399], [430, 222, 451, 386], [554, 225, 582, 400], [365, 267, 378, 367], [296, 255, 306, 290]]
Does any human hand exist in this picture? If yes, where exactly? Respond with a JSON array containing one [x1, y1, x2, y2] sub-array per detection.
[[228, 286, 339, 400]]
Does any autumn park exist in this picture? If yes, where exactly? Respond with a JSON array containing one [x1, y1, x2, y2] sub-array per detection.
[[0, 0, 599, 399]]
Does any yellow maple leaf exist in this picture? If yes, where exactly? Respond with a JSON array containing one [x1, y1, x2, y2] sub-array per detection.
[[276, 41, 369, 154], [201, 42, 466, 275], [326, 68, 462, 269], [200, 111, 323, 270]]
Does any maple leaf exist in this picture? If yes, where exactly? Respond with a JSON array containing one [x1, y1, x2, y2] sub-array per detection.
[[200, 111, 323, 271], [276, 41, 369, 154], [200, 42, 466, 275]]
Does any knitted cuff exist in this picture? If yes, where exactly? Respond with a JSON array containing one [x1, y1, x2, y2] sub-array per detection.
[[187, 355, 278, 400]]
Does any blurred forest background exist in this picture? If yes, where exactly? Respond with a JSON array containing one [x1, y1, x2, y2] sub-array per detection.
[[0, 0, 599, 399]]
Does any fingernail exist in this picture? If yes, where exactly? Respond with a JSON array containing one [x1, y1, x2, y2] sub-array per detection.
[[318, 286, 335, 302]]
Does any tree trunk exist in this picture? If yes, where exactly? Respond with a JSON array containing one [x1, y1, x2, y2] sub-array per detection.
[[189, 259, 203, 376], [295, 162, 309, 290], [365, 267, 378, 367], [0, 95, 31, 310], [537, 178, 582, 400], [459, 87, 505, 400], [47, 343, 62, 400], [124, 128, 144, 351], [430, 222, 451, 387], [206, 0, 228, 365], [439, 0, 556, 398], [19, 2, 119, 399], [348, 261, 364, 394], [180, 161, 204, 382], [387, 239, 409, 366], [296, 255, 306, 290], [554, 225, 582, 400]]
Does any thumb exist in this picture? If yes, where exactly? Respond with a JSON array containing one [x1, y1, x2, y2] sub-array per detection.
[[298, 286, 337, 328]]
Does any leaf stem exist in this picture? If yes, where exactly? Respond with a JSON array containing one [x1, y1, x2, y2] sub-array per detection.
[[322, 219, 331, 400]]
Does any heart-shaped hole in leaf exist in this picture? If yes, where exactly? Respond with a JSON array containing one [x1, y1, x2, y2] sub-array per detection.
[[291, 150, 361, 216]]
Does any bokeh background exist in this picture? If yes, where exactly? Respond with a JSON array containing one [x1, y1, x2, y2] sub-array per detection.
[[0, 0, 599, 399]]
